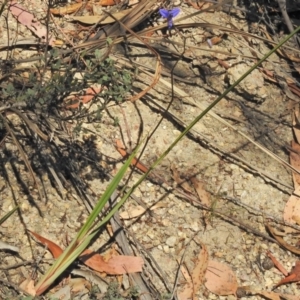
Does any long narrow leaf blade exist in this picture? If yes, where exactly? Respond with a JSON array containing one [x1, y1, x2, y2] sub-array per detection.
[[35, 141, 142, 295]]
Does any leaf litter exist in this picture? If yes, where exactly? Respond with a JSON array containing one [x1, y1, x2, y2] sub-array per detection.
[[1, 3, 299, 299]]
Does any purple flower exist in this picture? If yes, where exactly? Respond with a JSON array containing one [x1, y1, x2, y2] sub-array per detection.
[[159, 7, 180, 29]]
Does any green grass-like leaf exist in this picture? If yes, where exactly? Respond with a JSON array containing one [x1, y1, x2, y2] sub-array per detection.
[[0, 206, 18, 225], [34, 141, 142, 295], [34, 25, 300, 296]]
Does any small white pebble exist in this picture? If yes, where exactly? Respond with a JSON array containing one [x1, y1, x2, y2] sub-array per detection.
[[166, 236, 177, 247], [21, 202, 29, 211], [260, 243, 268, 250], [163, 245, 169, 253]]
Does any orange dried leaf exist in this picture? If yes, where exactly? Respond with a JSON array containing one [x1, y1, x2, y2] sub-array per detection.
[[120, 206, 146, 219], [115, 139, 148, 173], [9, 1, 55, 45], [204, 260, 238, 296], [177, 265, 193, 300], [266, 222, 300, 256], [80, 249, 144, 274], [266, 250, 288, 276], [274, 261, 300, 288], [177, 243, 209, 299], [20, 279, 36, 296], [99, 0, 121, 5], [217, 59, 230, 69], [256, 291, 281, 300], [283, 193, 300, 225], [190, 178, 211, 207], [239, 286, 299, 300], [210, 36, 222, 45], [64, 85, 101, 109], [81, 86, 102, 104], [192, 243, 209, 294], [28, 230, 63, 258]]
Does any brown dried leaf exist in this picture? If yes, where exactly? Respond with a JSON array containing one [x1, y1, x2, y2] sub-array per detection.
[[70, 9, 133, 25], [257, 291, 281, 300], [120, 206, 146, 219], [266, 250, 288, 276], [19, 279, 36, 296], [28, 230, 63, 259], [292, 110, 300, 144], [210, 36, 223, 45], [274, 261, 300, 288], [190, 177, 211, 207], [69, 277, 91, 293], [177, 242, 209, 300], [289, 141, 300, 189], [283, 191, 300, 225], [177, 265, 193, 300], [192, 243, 209, 294], [99, 0, 121, 5], [64, 84, 102, 109], [204, 260, 238, 296], [238, 286, 299, 300], [80, 249, 144, 274], [266, 222, 300, 255]]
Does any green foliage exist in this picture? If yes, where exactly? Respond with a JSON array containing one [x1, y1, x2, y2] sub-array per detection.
[[103, 282, 123, 300], [113, 116, 120, 126], [0, 49, 133, 128], [102, 282, 139, 300], [83, 56, 132, 103], [0, 206, 18, 225], [0, 0, 9, 18], [128, 286, 139, 298]]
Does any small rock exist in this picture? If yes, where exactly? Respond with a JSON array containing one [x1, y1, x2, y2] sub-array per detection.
[[147, 231, 155, 239], [236, 254, 245, 262], [265, 276, 274, 287], [190, 221, 200, 231], [163, 245, 170, 253], [166, 236, 177, 247]]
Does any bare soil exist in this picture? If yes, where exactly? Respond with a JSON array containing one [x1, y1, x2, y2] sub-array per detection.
[[1, 0, 300, 299]]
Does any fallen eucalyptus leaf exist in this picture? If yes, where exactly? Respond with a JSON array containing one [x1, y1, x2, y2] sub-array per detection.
[[70, 9, 132, 25]]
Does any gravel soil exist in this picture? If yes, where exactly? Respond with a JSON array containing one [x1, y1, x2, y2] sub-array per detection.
[[1, 0, 300, 299]]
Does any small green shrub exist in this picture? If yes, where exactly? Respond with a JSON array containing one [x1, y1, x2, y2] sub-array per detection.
[[0, 48, 133, 133]]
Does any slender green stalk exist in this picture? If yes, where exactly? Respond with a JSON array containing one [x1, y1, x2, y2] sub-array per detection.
[[71, 26, 300, 258], [34, 25, 300, 296], [34, 143, 141, 295], [131, 25, 300, 190], [0, 206, 18, 225], [0, 0, 9, 18]]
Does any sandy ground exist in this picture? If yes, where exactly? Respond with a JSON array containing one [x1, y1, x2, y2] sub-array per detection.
[[1, 0, 300, 299]]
